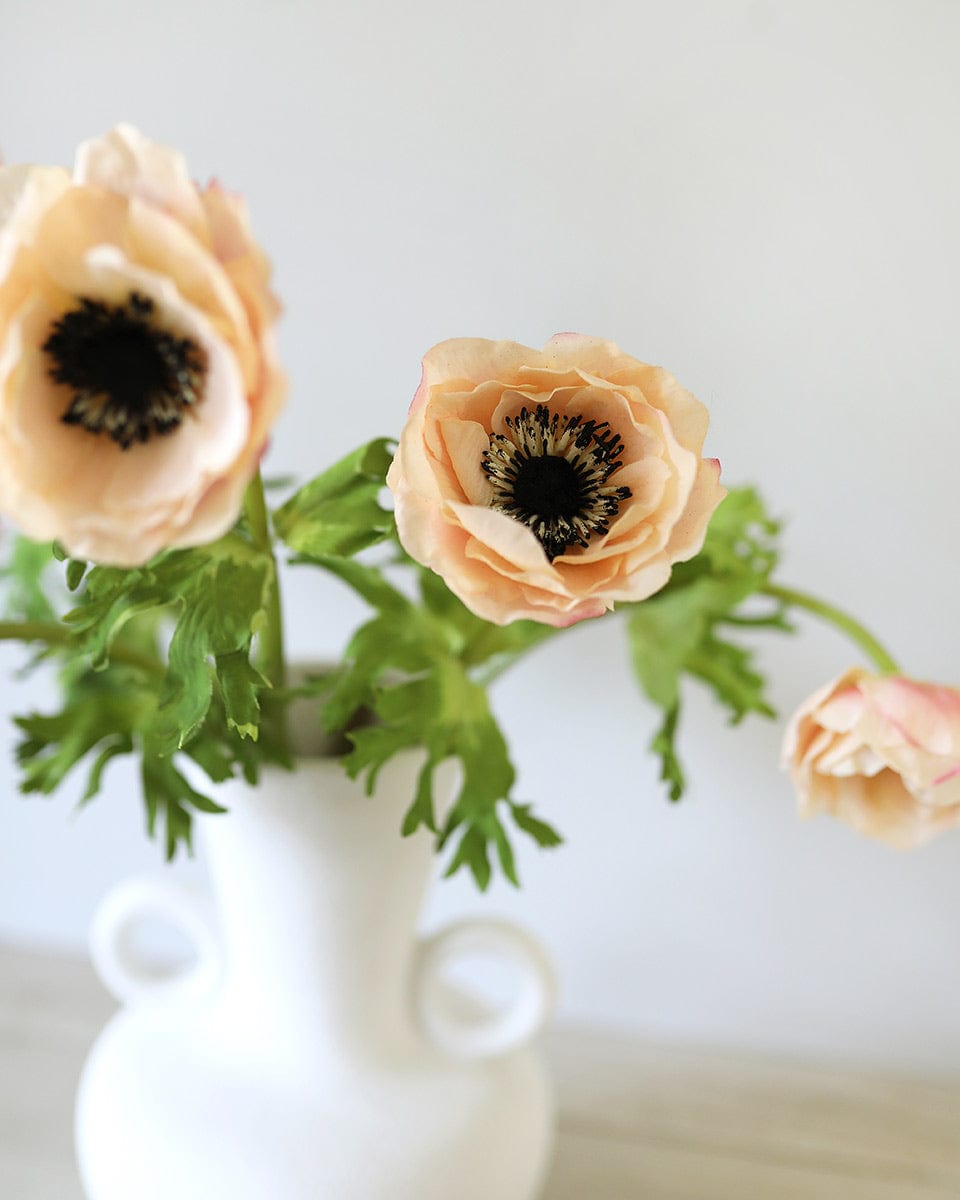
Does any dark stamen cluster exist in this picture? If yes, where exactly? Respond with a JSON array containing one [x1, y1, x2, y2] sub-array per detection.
[[43, 292, 206, 450], [481, 404, 632, 561]]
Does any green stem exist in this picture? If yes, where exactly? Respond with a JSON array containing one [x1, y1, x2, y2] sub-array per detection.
[[243, 469, 286, 690], [242, 470, 290, 757], [0, 621, 165, 676], [761, 583, 901, 675]]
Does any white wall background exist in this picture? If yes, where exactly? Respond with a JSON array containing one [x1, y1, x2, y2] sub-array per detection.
[[1, 0, 959, 1071]]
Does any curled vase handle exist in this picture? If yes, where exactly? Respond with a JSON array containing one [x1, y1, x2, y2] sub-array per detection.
[[414, 917, 555, 1060], [88, 876, 221, 1008]]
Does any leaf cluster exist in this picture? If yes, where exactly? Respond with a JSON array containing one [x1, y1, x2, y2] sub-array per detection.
[[275, 441, 562, 889], [6, 531, 283, 858], [0, 448, 794, 891], [624, 487, 789, 800]]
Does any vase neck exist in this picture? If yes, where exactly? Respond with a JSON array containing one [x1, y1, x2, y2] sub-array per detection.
[[198, 754, 436, 1053]]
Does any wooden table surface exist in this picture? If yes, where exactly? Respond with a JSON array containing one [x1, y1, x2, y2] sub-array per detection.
[[3, 942, 960, 1199]]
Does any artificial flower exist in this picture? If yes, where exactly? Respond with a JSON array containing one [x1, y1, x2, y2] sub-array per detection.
[[0, 124, 284, 565], [783, 668, 960, 847], [387, 334, 725, 627]]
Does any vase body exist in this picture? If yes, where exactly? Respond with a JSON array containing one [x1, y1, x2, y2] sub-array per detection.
[[76, 753, 555, 1200]]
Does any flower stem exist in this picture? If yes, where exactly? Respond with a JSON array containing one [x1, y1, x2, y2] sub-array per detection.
[[761, 583, 901, 675], [0, 621, 165, 676], [242, 469, 291, 757], [243, 469, 286, 690]]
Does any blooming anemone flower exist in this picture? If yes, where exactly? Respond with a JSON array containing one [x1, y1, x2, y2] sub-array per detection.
[[387, 335, 726, 626], [0, 125, 284, 565], [783, 668, 960, 847]]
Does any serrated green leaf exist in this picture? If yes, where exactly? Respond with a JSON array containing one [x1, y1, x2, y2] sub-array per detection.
[[491, 819, 520, 887], [400, 756, 441, 835], [321, 611, 428, 733], [163, 798, 193, 860], [0, 537, 58, 622], [415, 564, 558, 672], [274, 438, 395, 557], [15, 672, 155, 795], [687, 634, 776, 724], [443, 825, 492, 890], [672, 486, 780, 588], [142, 752, 228, 861], [510, 802, 564, 849], [346, 724, 423, 792], [182, 733, 236, 783], [80, 736, 133, 806], [304, 548, 533, 887], [62, 567, 165, 668], [216, 650, 268, 740], [301, 553, 411, 615], [650, 705, 685, 802], [624, 485, 787, 802], [155, 551, 273, 751]]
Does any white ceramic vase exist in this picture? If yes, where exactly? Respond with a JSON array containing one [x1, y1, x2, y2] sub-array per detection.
[[75, 751, 556, 1200]]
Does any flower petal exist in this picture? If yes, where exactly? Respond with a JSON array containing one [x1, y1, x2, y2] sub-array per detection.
[[75, 124, 207, 237], [783, 670, 960, 848], [390, 335, 723, 626]]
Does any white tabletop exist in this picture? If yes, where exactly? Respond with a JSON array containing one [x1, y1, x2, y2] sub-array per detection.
[[2, 942, 960, 1199]]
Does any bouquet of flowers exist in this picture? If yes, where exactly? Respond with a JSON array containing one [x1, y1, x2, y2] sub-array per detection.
[[1, 125, 957, 889]]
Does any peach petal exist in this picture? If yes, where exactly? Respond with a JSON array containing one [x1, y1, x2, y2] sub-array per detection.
[[439, 418, 493, 506], [783, 670, 960, 848], [664, 458, 727, 562], [449, 501, 558, 577], [0, 126, 284, 565], [420, 338, 539, 396], [390, 334, 722, 627], [75, 124, 207, 238]]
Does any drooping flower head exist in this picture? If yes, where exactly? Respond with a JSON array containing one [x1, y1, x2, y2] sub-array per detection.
[[783, 668, 960, 846], [0, 125, 285, 565], [387, 335, 725, 626]]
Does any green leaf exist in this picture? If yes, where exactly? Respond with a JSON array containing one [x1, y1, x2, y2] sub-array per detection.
[[401, 756, 441, 835], [301, 552, 411, 616], [491, 819, 520, 888], [509, 802, 564, 849], [216, 650, 268, 740], [650, 705, 685, 802], [624, 486, 786, 802], [416, 564, 558, 671], [0, 537, 58, 622], [687, 635, 775, 725], [62, 564, 166, 668], [65, 559, 88, 592], [274, 438, 395, 557], [80, 736, 133, 806], [302, 547, 563, 888], [141, 751, 227, 861], [15, 668, 155, 797], [672, 486, 781, 589], [443, 826, 492, 891], [13, 525, 285, 856], [157, 552, 272, 750]]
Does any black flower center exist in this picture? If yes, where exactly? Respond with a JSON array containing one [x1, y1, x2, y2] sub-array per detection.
[[43, 292, 206, 450], [481, 404, 632, 561]]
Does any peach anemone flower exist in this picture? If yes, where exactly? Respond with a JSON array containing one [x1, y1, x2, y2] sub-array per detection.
[[783, 668, 960, 847], [0, 124, 284, 565], [387, 335, 726, 627]]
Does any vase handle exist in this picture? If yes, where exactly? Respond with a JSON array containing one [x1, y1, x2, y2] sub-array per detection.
[[88, 876, 221, 1008], [414, 917, 555, 1059]]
